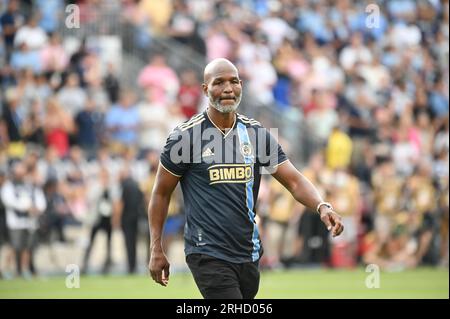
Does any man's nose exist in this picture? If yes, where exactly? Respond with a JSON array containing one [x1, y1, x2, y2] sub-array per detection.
[[223, 82, 233, 93]]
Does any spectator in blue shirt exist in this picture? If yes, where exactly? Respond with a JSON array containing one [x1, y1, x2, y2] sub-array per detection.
[[105, 90, 140, 153], [429, 77, 449, 119], [10, 42, 42, 74]]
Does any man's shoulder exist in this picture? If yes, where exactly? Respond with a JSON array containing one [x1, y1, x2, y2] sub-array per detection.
[[176, 111, 206, 132], [236, 113, 262, 128]]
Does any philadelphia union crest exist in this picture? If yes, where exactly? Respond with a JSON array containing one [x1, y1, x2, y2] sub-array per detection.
[[240, 142, 253, 158]]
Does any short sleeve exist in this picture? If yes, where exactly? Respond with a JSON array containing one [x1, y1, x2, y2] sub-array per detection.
[[257, 127, 288, 172], [160, 127, 192, 177]]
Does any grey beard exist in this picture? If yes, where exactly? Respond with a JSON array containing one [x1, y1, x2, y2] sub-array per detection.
[[208, 92, 241, 113]]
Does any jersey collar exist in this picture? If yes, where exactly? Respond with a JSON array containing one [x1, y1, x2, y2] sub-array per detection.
[[205, 108, 237, 139]]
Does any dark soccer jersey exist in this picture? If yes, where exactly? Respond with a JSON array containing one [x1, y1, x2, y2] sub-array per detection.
[[160, 110, 288, 263]]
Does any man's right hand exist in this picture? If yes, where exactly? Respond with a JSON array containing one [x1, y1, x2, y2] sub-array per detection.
[[149, 247, 170, 287]]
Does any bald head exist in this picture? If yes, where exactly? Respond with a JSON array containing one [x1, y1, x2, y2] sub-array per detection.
[[203, 58, 239, 84]]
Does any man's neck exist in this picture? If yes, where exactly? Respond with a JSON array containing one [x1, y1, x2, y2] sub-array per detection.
[[207, 107, 236, 131]]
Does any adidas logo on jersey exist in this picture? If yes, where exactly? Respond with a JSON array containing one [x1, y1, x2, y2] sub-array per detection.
[[202, 148, 215, 158]]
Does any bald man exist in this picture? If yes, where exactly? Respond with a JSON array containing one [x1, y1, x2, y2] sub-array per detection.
[[148, 58, 343, 299]]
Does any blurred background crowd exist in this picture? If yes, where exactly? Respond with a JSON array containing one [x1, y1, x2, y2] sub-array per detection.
[[0, 0, 448, 279]]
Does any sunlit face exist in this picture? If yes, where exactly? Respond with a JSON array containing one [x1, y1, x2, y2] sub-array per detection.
[[203, 68, 243, 113]]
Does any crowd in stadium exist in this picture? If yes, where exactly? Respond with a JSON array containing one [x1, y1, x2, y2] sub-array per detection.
[[0, 0, 448, 279]]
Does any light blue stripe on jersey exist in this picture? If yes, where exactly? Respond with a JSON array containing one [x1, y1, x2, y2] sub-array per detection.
[[237, 122, 260, 262]]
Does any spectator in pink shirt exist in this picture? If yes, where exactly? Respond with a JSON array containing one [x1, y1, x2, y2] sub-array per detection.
[[137, 54, 179, 105], [394, 113, 421, 154], [205, 22, 233, 61], [40, 33, 68, 74]]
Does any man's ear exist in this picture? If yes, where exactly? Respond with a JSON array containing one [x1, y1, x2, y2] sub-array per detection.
[[202, 83, 208, 96]]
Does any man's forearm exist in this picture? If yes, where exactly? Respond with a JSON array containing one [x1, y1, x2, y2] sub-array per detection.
[[148, 193, 171, 249], [273, 161, 343, 235], [288, 172, 324, 212]]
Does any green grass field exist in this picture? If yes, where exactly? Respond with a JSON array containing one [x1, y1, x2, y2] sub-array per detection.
[[0, 268, 448, 299]]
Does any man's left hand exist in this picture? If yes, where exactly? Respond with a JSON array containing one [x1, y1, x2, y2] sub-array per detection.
[[319, 207, 344, 237]]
